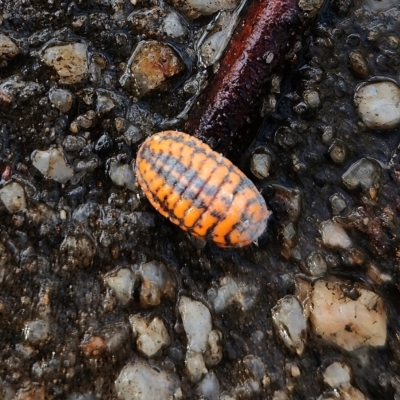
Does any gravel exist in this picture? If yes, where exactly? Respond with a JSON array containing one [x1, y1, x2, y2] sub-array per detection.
[[0, 0, 400, 398]]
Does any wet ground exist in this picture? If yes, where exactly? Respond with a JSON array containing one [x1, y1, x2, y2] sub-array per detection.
[[0, 0, 400, 399]]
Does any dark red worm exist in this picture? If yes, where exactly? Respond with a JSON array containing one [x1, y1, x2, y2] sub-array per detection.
[[185, 0, 301, 161]]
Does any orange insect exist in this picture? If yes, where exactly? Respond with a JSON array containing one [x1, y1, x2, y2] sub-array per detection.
[[135, 131, 271, 247]]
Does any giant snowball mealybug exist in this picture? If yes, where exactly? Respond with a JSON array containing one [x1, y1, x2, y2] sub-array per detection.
[[135, 131, 271, 248]]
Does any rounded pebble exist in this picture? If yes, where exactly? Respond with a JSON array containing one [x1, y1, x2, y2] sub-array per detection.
[[354, 81, 400, 130]]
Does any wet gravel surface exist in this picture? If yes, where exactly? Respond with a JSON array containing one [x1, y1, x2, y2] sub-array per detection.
[[0, 0, 400, 399]]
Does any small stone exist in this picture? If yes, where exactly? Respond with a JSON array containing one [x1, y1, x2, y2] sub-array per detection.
[[31, 147, 74, 184], [62, 135, 86, 152], [48, 88, 73, 112], [388, 36, 399, 49], [169, 0, 238, 19], [290, 364, 301, 377], [322, 361, 369, 399], [115, 361, 181, 400], [186, 350, 208, 383], [42, 43, 88, 84], [363, 0, 398, 12], [298, 0, 324, 12], [321, 126, 334, 144], [23, 319, 51, 344], [80, 335, 107, 357], [103, 323, 130, 353], [179, 296, 212, 353], [329, 141, 346, 163], [271, 295, 307, 355], [0, 182, 27, 213], [104, 268, 136, 306], [320, 220, 352, 249], [59, 234, 95, 268], [95, 133, 113, 154], [130, 315, 171, 357], [139, 261, 175, 307], [76, 114, 92, 129], [306, 251, 327, 277], [0, 76, 44, 105], [0, 34, 19, 59], [99, 231, 112, 248], [114, 117, 126, 132], [162, 12, 187, 38], [209, 276, 258, 312], [354, 81, 400, 130], [69, 120, 79, 134], [243, 355, 266, 381], [348, 51, 369, 78], [95, 88, 122, 114], [124, 125, 143, 145], [272, 390, 289, 400], [323, 362, 351, 389], [121, 41, 184, 98], [329, 192, 348, 216], [341, 158, 381, 195], [309, 279, 387, 351], [196, 372, 220, 400], [204, 330, 223, 366], [303, 90, 320, 108], [108, 159, 136, 191], [250, 153, 272, 179]]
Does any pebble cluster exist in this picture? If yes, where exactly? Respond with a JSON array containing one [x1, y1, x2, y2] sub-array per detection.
[[0, 0, 400, 399]]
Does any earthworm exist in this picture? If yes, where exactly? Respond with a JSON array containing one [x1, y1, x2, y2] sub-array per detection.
[[185, 0, 301, 160]]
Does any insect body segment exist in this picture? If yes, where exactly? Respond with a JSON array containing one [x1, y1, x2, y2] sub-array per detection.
[[136, 131, 270, 247]]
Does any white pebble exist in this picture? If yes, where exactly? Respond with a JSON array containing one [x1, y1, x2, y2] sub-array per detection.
[[104, 268, 136, 306], [210, 276, 258, 312], [186, 350, 208, 383], [42, 43, 88, 84], [250, 153, 272, 179], [271, 295, 307, 355], [306, 251, 327, 277], [309, 279, 387, 351], [290, 364, 301, 378], [322, 361, 368, 399], [341, 158, 381, 193], [115, 361, 181, 400], [108, 159, 137, 191], [322, 362, 351, 390], [129, 315, 171, 357], [196, 372, 220, 400], [179, 296, 212, 353], [139, 261, 175, 307], [31, 147, 74, 184], [320, 220, 352, 249], [162, 12, 187, 38], [354, 81, 400, 130], [0, 182, 27, 213], [303, 89, 320, 108], [0, 34, 19, 59], [170, 0, 238, 19], [204, 330, 223, 366], [48, 88, 73, 113], [23, 319, 51, 344]]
